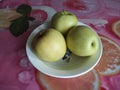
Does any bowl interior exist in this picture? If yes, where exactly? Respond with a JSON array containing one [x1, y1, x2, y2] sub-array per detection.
[[26, 22, 103, 78]]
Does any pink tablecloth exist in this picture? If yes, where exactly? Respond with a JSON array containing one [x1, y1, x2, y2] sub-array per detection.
[[0, 0, 120, 90]]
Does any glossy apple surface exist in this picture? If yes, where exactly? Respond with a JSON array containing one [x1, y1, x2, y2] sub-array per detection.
[[51, 10, 78, 35], [34, 28, 66, 62], [67, 26, 99, 56]]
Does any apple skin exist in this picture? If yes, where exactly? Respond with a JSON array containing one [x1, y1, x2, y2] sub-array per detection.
[[34, 28, 66, 62], [51, 10, 78, 35], [66, 26, 99, 56]]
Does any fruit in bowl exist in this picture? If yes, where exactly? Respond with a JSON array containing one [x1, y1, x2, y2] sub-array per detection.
[[26, 10, 102, 78], [26, 21, 102, 78], [33, 28, 66, 62], [67, 25, 99, 56], [51, 10, 78, 35]]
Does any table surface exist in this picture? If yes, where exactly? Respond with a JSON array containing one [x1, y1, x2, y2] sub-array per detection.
[[0, 0, 120, 90]]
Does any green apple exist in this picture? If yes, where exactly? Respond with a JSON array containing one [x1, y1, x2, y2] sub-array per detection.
[[66, 26, 99, 56], [34, 28, 66, 62], [51, 10, 78, 35]]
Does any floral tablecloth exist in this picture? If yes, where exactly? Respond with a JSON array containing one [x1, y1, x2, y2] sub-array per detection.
[[0, 0, 120, 90]]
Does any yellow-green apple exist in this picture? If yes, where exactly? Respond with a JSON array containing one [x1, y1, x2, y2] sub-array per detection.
[[34, 28, 66, 62], [51, 10, 78, 35], [66, 25, 99, 56]]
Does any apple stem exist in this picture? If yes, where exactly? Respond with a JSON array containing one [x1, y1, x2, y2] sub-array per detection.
[[63, 9, 65, 14]]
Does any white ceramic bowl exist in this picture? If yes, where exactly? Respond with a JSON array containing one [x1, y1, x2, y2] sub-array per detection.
[[26, 22, 103, 78]]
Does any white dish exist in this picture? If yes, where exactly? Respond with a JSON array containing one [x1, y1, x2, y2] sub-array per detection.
[[26, 21, 103, 78]]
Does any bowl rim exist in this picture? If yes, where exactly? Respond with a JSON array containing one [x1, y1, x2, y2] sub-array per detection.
[[26, 21, 103, 78]]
